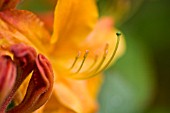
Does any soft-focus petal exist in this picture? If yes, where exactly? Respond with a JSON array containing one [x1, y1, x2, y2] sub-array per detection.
[[38, 12, 54, 32], [79, 17, 125, 64], [39, 76, 100, 113], [51, 17, 125, 79], [0, 55, 16, 106], [51, 0, 98, 45], [0, 9, 51, 53], [0, 0, 21, 10], [87, 74, 103, 99]]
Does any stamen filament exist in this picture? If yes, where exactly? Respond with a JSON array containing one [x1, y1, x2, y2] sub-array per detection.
[[88, 55, 98, 71], [100, 32, 121, 71], [76, 32, 121, 79], [69, 32, 121, 79], [76, 50, 89, 73], [91, 32, 121, 78], [70, 51, 81, 69], [94, 43, 109, 72]]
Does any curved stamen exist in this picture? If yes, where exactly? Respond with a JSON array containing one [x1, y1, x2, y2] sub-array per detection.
[[76, 50, 89, 73], [96, 32, 121, 74], [76, 32, 121, 79], [88, 55, 98, 71], [94, 43, 109, 72], [70, 51, 81, 69], [68, 32, 121, 79]]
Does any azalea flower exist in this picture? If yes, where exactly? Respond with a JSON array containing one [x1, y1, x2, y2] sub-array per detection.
[[0, 0, 125, 113]]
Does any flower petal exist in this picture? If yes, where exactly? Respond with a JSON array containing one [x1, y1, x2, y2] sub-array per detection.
[[51, 17, 125, 79], [8, 54, 54, 113], [38, 12, 54, 32], [0, 9, 51, 53], [0, 44, 37, 112], [80, 17, 125, 56], [11, 43, 37, 86], [0, 0, 21, 10], [51, 0, 98, 45], [40, 77, 99, 113], [0, 55, 16, 107]]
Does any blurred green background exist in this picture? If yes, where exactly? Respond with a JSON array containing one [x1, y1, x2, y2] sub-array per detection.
[[98, 0, 170, 113], [18, 0, 170, 113]]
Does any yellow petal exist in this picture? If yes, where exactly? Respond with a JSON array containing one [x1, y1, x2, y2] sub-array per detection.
[[53, 82, 83, 113], [79, 17, 125, 64], [51, 0, 98, 45], [87, 74, 103, 99], [39, 77, 100, 113], [0, 9, 51, 53], [50, 17, 125, 79]]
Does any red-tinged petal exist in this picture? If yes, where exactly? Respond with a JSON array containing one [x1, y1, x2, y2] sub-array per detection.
[[51, 0, 98, 45], [38, 12, 54, 32], [0, 44, 37, 112], [10, 43, 37, 86], [0, 0, 21, 10], [8, 54, 54, 113], [0, 9, 51, 53], [0, 55, 16, 110]]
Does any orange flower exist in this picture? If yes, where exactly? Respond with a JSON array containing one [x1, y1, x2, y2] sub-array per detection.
[[0, 0, 125, 113]]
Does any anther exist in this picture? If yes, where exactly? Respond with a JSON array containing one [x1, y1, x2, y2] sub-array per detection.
[[96, 32, 121, 74], [70, 51, 81, 69], [82, 32, 121, 79], [68, 32, 121, 79], [76, 50, 89, 73], [116, 31, 121, 37]]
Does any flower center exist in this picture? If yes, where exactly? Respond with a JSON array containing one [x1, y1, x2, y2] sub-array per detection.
[[67, 32, 121, 79]]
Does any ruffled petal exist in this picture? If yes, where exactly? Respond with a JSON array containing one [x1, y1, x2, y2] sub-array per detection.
[[0, 9, 51, 53], [51, 0, 98, 45], [8, 54, 54, 113]]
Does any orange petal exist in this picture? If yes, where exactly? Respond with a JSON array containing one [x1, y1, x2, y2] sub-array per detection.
[[51, 0, 98, 45], [41, 77, 99, 113], [0, 0, 21, 10], [51, 17, 125, 79], [79, 17, 125, 62], [53, 83, 83, 113], [0, 9, 51, 53], [38, 12, 54, 32]]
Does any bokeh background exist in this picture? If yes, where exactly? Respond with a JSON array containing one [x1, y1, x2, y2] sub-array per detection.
[[18, 0, 170, 113]]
